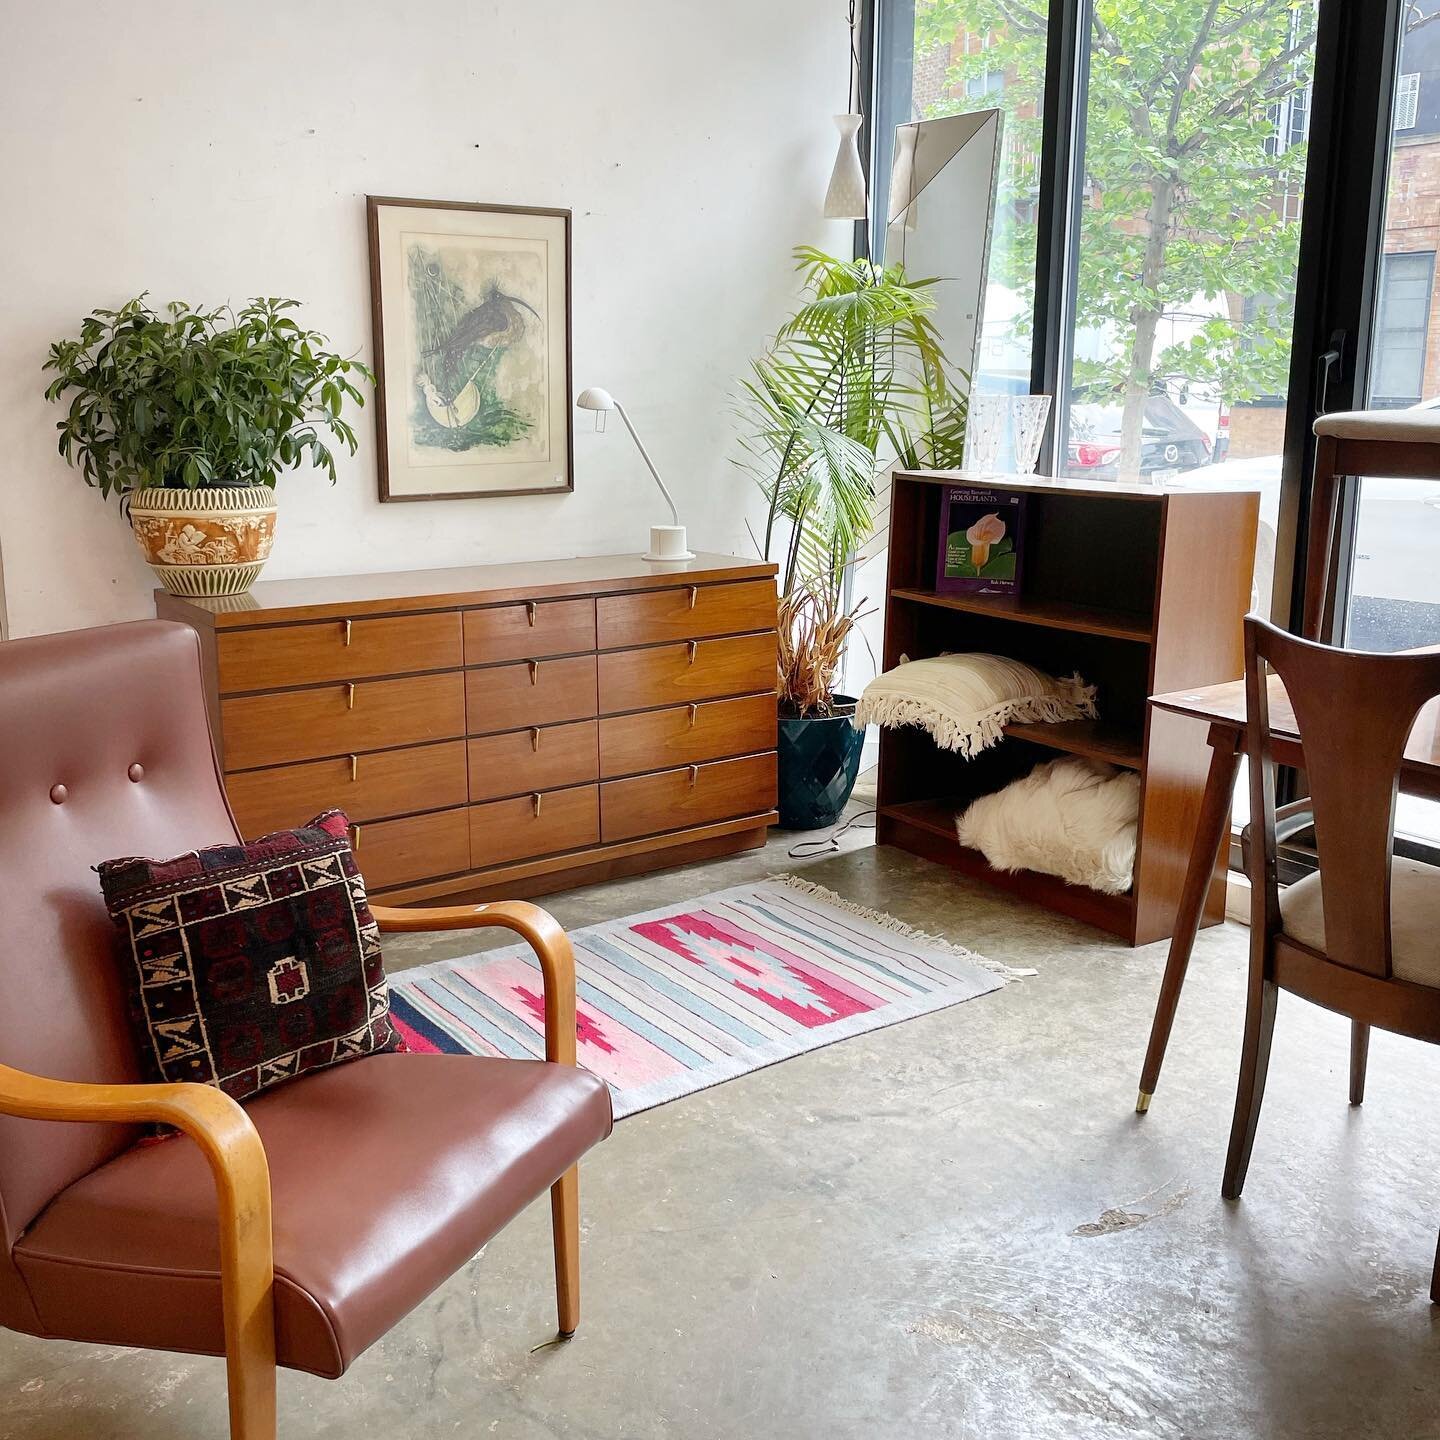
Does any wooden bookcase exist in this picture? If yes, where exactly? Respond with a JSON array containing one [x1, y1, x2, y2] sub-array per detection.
[[875, 470, 1259, 946]]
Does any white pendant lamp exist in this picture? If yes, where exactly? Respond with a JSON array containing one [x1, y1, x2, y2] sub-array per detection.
[[823, 1, 868, 222]]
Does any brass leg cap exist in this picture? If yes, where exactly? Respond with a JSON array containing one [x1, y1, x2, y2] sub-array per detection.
[[1135, 1090, 1153, 1115]]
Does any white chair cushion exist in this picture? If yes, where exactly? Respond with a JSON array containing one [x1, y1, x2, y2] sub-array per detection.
[[1312, 407, 1440, 443], [1280, 856, 1440, 986]]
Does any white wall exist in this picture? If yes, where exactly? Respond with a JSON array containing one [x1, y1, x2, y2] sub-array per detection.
[[0, 0, 845, 637]]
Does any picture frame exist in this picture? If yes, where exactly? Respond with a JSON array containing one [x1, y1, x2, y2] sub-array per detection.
[[935, 485, 1026, 594], [366, 196, 574, 502]]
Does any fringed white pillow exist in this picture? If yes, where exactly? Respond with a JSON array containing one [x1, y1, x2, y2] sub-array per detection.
[[853, 654, 1097, 758], [956, 757, 1140, 894]]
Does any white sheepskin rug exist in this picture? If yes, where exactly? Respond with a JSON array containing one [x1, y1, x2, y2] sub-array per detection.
[[956, 757, 1140, 894]]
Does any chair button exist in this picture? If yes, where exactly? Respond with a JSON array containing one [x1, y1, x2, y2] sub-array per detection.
[[49, 784, 68, 805], [128, 763, 145, 783]]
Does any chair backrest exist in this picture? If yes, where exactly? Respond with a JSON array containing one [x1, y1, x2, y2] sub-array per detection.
[[1244, 615, 1440, 977], [0, 620, 238, 1328]]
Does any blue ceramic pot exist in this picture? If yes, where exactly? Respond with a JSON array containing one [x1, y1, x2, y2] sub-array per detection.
[[777, 696, 865, 830]]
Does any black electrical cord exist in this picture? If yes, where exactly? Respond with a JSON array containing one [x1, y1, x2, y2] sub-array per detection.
[[786, 806, 878, 859]]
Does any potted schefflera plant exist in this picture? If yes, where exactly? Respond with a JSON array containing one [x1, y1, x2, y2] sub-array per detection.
[[738, 247, 968, 829], [43, 295, 372, 597]]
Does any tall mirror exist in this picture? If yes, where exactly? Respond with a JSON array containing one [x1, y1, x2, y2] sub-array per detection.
[[848, 111, 1003, 707], [884, 109, 1004, 398]]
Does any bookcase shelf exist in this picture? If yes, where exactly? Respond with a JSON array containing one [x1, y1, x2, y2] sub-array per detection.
[[876, 469, 1259, 946], [891, 587, 1153, 644]]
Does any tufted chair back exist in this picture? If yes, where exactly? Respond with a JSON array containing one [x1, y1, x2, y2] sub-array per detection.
[[0, 620, 238, 1329]]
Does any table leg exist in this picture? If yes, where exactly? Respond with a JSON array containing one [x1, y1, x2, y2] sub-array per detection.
[[1136, 725, 1242, 1114]]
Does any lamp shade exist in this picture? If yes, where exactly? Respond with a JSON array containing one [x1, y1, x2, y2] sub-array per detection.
[[575, 386, 616, 411], [823, 113, 867, 221]]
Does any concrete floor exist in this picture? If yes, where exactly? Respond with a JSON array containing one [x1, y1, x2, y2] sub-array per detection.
[[5, 786, 1440, 1439]]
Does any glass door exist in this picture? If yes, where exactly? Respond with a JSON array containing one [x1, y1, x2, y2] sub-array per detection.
[[1057, 0, 1318, 622], [1338, 4, 1440, 845]]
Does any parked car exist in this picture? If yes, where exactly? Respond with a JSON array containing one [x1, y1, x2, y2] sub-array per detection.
[[1066, 396, 1212, 478]]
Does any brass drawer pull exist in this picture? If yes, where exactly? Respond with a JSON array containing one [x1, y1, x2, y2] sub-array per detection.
[[528, 659, 540, 685], [346, 683, 356, 710], [688, 764, 699, 788], [531, 726, 542, 751], [343, 619, 353, 646], [686, 641, 698, 665], [526, 601, 538, 627], [350, 823, 362, 851], [687, 586, 698, 611], [349, 753, 359, 783], [532, 791, 543, 817], [687, 703, 698, 729]]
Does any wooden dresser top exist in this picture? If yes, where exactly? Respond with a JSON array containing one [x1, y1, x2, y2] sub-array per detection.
[[157, 551, 777, 629]]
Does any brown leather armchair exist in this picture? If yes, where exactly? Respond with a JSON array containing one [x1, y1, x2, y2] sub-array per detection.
[[0, 620, 612, 1439]]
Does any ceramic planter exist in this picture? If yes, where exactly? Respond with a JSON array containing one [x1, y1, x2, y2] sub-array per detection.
[[128, 485, 277, 597], [776, 695, 866, 830]]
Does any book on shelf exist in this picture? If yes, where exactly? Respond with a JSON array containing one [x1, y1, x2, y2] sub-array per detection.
[[935, 486, 1027, 595]]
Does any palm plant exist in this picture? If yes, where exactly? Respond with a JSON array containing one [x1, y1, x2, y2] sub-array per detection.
[[738, 247, 969, 715]]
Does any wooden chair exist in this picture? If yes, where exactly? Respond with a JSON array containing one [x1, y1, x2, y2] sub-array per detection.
[[0, 620, 613, 1438], [1225, 615, 1440, 1301], [1303, 407, 1440, 638]]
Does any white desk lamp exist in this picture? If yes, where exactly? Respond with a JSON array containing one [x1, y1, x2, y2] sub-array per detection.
[[575, 386, 694, 561]]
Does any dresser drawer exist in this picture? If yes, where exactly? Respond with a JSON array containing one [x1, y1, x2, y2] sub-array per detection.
[[464, 598, 596, 665], [598, 694, 776, 778], [217, 612, 461, 694], [351, 807, 471, 892], [596, 579, 776, 649], [226, 740, 469, 837], [221, 672, 466, 771], [469, 784, 600, 869], [600, 752, 777, 842], [465, 655, 597, 735], [597, 633, 776, 714], [468, 720, 599, 802]]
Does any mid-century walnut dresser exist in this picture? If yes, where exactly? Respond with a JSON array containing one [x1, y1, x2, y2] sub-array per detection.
[[158, 553, 779, 904]]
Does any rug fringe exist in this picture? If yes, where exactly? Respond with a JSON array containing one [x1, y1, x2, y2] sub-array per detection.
[[769, 874, 1037, 981]]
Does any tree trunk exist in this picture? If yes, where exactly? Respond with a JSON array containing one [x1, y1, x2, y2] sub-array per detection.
[[1117, 174, 1176, 484]]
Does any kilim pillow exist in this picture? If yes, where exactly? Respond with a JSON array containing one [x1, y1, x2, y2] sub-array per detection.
[[97, 809, 401, 1104]]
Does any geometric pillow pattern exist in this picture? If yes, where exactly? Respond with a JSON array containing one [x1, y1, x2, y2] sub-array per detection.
[[97, 810, 400, 1105]]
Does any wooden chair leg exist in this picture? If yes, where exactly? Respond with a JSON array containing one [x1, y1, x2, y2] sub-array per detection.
[[1350, 1021, 1370, 1107], [1222, 977, 1278, 1201], [551, 1164, 580, 1337]]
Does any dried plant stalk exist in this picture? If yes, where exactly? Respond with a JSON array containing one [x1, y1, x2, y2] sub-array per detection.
[[777, 586, 873, 717]]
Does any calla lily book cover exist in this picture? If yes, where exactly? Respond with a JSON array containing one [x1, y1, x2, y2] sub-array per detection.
[[935, 486, 1026, 594]]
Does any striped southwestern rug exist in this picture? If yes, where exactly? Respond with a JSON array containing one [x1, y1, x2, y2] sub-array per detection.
[[388, 876, 1026, 1120]]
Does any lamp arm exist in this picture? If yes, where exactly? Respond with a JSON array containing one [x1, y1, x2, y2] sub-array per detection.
[[613, 401, 680, 527]]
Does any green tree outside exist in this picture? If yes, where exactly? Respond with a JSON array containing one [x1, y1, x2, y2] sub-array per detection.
[[915, 0, 1315, 478]]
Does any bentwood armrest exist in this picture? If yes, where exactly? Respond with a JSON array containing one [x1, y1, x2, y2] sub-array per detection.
[[371, 901, 578, 1065], [0, 1062, 277, 1438]]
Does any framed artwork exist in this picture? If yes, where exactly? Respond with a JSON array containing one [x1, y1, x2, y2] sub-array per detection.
[[366, 196, 573, 501]]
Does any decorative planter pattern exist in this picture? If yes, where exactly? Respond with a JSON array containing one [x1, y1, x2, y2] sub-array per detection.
[[128, 485, 277, 597], [777, 696, 866, 830]]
